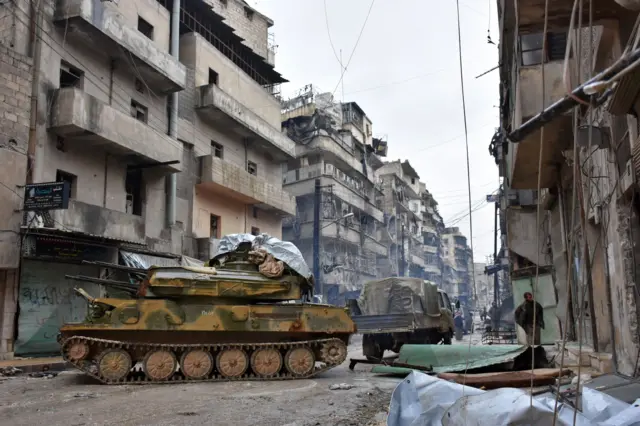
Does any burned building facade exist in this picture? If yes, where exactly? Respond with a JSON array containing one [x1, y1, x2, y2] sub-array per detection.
[[281, 86, 388, 305]]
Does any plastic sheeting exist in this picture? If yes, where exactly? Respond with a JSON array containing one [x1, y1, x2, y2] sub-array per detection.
[[358, 278, 440, 316], [387, 371, 640, 426], [212, 233, 312, 281]]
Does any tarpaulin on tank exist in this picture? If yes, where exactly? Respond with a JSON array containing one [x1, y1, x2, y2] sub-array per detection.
[[212, 233, 312, 281], [358, 278, 440, 316]]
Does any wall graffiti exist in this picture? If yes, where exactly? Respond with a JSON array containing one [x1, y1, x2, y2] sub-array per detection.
[[15, 261, 100, 356]]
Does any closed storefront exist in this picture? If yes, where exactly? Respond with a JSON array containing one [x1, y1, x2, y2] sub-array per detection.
[[15, 234, 117, 356]]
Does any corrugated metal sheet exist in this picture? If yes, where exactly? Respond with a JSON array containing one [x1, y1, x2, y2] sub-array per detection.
[[632, 139, 640, 179], [352, 314, 416, 333], [372, 344, 529, 374]]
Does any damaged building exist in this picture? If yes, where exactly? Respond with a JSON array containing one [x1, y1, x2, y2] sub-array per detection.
[[375, 160, 428, 279], [441, 227, 473, 303], [281, 86, 388, 305], [0, 0, 293, 358], [491, 0, 640, 374]]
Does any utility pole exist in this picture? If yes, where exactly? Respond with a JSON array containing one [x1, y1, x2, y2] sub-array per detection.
[[313, 179, 321, 298], [493, 200, 499, 306], [400, 223, 406, 277]]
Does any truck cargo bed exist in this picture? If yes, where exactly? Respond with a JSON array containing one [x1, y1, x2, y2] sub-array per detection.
[[352, 313, 417, 334]]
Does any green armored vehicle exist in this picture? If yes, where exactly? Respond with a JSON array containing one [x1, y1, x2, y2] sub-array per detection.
[[58, 234, 356, 384], [348, 277, 454, 360]]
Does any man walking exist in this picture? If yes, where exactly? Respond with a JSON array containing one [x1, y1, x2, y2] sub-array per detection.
[[515, 292, 545, 345]]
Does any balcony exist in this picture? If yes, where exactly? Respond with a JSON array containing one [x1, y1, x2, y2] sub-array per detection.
[[410, 253, 426, 268], [424, 245, 438, 255], [292, 135, 375, 184], [198, 84, 295, 160], [508, 61, 573, 189], [510, 0, 627, 34], [49, 88, 182, 173], [54, 0, 186, 93], [49, 200, 145, 245], [284, 222, 387, 256], [282, 166, 383, 223], [200, 155, 295, 216]]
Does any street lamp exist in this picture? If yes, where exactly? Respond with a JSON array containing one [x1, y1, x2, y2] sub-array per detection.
[[321, 212, 354, 229]]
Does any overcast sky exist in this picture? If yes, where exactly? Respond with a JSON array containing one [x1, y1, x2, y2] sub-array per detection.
[[254, 0, 500, 263]]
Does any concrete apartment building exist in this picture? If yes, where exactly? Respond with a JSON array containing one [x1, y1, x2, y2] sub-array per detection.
[[490, 0, 639, 373], [419, 186, 445, 285], [441, 227, 473, 304], [0, 0, 293, 358], [375, 160, 427, 279], [281, 86, 387, 305]]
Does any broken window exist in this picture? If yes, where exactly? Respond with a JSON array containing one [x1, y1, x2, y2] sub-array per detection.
[[253, 207, 258, 219], [208, 68, 219, 85], [125, 168, 144, 216], [411, 178, 416, 185], [244, 7, 254, 20], [210, 214, 220, 238], [56, 169, 77, 198], [59, 61, 83, 88], [137, 16, 154, 39], [211, 141, 223, 158], [247, 161, 257, 176], [251, 226, 260, 236], [135, 78, 145, 94], [130, 100, 148, 123], [519, 32, 568, 66]]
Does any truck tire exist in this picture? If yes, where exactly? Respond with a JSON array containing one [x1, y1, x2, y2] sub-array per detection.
[[363, 334, 384, 360]]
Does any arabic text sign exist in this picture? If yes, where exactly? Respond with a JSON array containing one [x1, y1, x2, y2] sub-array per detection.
[[23, 182, 70, 211]]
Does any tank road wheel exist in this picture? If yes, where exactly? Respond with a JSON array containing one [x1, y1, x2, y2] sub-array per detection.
[[216, 348, 249, 378], [181, 349, 213, 380], [143, 349, 177, 381], [66, 340, 90, 362], [97, 348, 132, 382], [320, 340, 348, 365], [284, 346, 315, 377], [250, 348, 283, 378]]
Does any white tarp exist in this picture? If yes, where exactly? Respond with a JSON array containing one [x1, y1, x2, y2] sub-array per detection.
[[212, 233, 312, 281], [387, 371, 640, 426]]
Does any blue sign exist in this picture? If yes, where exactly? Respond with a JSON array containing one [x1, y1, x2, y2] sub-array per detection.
[[24, 182, 70, 211]]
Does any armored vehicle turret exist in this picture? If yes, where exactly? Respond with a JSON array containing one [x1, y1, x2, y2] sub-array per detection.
[[58, 234, 356, 384]]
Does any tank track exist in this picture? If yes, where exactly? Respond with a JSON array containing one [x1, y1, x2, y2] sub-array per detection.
[[61, 336, 347, 385]]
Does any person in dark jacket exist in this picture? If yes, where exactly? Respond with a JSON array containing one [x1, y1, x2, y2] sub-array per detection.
[[453, 310, 464, 341], [488, 302, 499, 331], [514, 292, 544, 345]]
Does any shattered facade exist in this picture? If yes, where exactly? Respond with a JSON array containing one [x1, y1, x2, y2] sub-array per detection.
[[281, 86, 387, 305], [492, 0, 639, 373], [441, 227, 473, 303], [0, 0, 293, 358]]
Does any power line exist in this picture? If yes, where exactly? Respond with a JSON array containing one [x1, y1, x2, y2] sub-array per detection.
[[331, 0, 376, 97], [323, 0, 342, 65]]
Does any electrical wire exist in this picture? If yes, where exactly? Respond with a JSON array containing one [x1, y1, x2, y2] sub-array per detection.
[[453, 0, 478, 395], [530, 0, 549, 407], [331, 0, 376, 97], [323, 0, 342, 65]]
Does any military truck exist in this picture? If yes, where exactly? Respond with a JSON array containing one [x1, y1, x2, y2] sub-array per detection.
[[348, 277, 454, 360]]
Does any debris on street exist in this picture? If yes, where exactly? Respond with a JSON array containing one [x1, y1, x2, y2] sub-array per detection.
[[0, 367, 22, 377], [329, 383, 355, 390], [387, 370, 640, 426], [436, 368, 571, 389], [371, 343, 548, 376]]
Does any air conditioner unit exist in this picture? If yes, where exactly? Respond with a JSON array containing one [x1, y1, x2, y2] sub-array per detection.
[[620, 159, 635, 198]]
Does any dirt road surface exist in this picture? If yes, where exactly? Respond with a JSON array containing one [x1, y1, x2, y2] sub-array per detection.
[[0, 336, 398, 426]]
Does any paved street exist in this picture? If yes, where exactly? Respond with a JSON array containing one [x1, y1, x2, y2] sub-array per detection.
[[0, 336, 398, 426]]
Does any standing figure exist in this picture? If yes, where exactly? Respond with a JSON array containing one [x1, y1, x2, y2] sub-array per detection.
[[488, 302, 500, 331], [514, 292, 545, 345], [480, 307, 487, 322]]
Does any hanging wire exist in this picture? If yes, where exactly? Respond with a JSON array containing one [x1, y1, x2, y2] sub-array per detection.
[[453, 0, 478, 397], [529, 0, 549, 405]]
